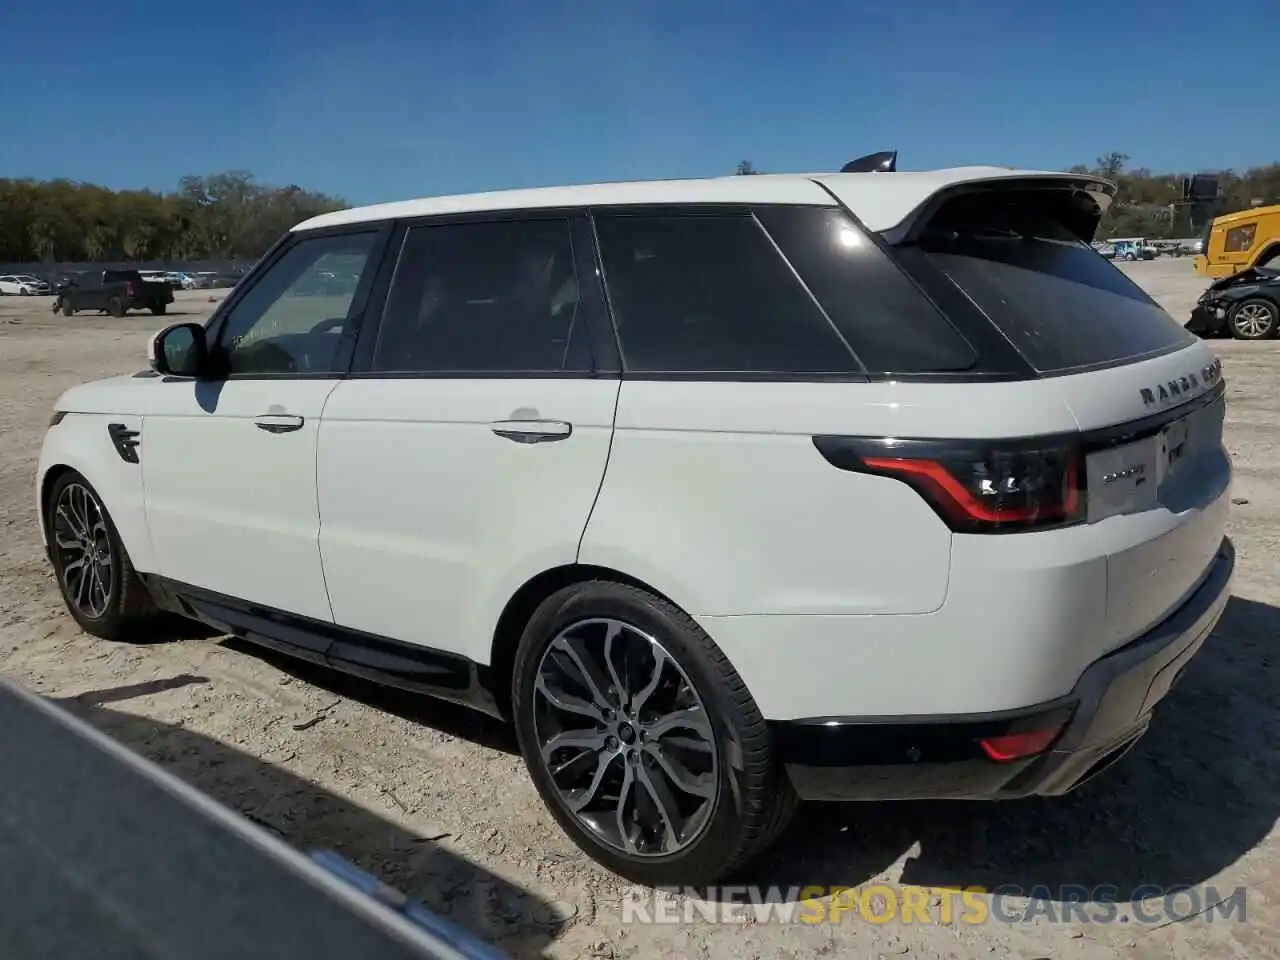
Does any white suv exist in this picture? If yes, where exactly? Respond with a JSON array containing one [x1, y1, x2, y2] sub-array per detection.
[[36, 163, 1234, 886]]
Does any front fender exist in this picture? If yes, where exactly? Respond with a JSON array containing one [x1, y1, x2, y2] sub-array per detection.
[[37, 413, 155, 574]]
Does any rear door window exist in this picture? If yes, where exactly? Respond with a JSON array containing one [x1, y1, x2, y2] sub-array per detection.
[[909, 191, 1196, 374], [593, 212, 860, 374], [372, 218, 585, 374]]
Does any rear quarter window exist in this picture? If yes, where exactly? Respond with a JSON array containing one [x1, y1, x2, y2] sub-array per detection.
[[910, 191, 1196, 374], [756, 206, 977, 374], [593, 211, 861, 375]]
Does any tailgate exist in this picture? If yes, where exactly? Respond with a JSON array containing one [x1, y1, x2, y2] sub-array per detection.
[[883, 178, 1232, 652], [1065, 344, 1231, 647]]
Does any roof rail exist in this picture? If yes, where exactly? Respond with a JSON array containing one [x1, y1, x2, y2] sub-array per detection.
[[840, 151, 897, 173]]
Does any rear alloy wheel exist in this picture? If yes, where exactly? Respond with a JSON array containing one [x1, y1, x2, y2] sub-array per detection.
[[512, 581, 797, 886], [46, 471, 156, 639], [534, 618, 718, 857], [1229, 298, 1279, 340]]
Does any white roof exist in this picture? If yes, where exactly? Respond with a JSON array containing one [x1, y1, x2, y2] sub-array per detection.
[[293, 166, 1115, 235]]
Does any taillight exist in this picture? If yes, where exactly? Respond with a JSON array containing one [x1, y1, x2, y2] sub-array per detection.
[[127, 282, 136, 297], [812, 435, 1085, 533]]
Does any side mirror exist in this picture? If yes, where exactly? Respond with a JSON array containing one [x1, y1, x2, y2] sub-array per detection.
[[149, 322, 209, 378]]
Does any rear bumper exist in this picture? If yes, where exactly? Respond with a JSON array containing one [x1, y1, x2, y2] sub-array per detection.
[[774, 536, 1234, 801]]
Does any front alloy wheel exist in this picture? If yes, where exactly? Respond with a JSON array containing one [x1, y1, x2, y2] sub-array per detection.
[[46, 470, 156, 639], [1230, 299, 1279, 340], [532, 618, 719, 857], [51, 481, 115, 620]]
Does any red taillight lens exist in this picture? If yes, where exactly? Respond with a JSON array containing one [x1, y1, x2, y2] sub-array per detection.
[[813, 436, 1085, 533], [127, 282, 136, 297], [979, 726, 1064, 762]]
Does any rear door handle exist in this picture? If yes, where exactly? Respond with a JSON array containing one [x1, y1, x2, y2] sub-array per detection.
[[254, 414, 305, 434], [490, 419, 572, 443]]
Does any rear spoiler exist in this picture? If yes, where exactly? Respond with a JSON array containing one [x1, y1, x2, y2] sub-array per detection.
[[812, 168, 1117, 243]]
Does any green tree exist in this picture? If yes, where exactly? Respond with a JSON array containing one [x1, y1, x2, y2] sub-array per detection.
[[1066, 153, 1280, 238], [0, 172, 345, 263]]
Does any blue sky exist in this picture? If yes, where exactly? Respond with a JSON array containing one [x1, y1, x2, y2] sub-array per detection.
[[2, 0, 1277, 205]]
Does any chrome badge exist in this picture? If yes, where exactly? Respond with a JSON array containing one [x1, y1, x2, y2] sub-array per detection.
[[1140, 358, 1221, 407], [1102, 463, 1146, 485]]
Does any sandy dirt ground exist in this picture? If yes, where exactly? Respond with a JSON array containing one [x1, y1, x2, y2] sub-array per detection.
[[1, 262, 1277, 960]]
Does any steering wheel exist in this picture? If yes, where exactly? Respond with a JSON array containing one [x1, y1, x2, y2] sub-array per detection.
[[309, 317, 346, 336]]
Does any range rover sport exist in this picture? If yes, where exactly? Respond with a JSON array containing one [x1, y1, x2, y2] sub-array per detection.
[[36, 161, 1234, 887]]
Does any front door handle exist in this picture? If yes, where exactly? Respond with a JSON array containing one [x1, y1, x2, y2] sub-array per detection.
[[491, 419, 572, 444], [254, 414, 305, 434]]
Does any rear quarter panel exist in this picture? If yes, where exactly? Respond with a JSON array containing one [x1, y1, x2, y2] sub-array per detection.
[[579, 378, 1083, 618]]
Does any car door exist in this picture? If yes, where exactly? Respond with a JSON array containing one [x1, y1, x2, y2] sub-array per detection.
[[316, 212, 621, 665], [142, 226, 390, 622]]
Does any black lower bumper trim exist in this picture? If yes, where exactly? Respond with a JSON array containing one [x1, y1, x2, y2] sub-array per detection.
[[773, 536, 1234, 801], [1187, 303, 1227, 336]]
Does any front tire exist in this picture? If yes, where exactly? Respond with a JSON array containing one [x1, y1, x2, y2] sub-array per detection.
[[1229, 298, 1279, 340], [61, 297, 75, 317], [46, 471, 157, 640], [151, 303, 167, 316], [511, 581, 797, 886]]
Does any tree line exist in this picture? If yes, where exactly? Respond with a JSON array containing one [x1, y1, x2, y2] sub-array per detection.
[[1070, 153, 1280, 238], [6, 156, 1279, 266], [736, 154, 1280, 238], [0, 172, 345, 264]]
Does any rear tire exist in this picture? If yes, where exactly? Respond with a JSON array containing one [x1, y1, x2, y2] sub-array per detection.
[[511, 580, 797, 886], [1229, 298, 1279, 340], [45, 470, 157, 640], [108, 296, 125, 318]]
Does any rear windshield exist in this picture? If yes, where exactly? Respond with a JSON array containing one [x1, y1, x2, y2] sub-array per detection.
[[911, 191, 1196, 374]]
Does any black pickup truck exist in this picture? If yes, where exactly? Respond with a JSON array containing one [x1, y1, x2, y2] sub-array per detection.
[[54, 269, 175, 317]]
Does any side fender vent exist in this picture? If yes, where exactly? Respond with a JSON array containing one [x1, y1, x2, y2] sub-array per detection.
[[107, 423, 141, 464]]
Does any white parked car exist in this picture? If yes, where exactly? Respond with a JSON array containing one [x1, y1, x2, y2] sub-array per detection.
[[0, 273, 52, 295], [162, 271, 197, 290], [36, 163, 1234, 886]]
